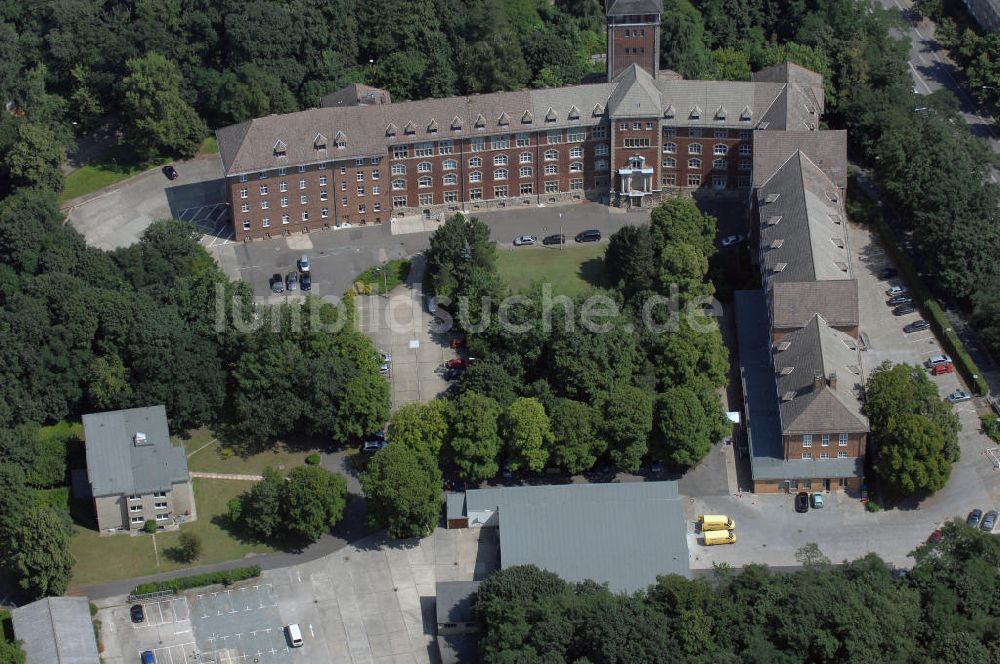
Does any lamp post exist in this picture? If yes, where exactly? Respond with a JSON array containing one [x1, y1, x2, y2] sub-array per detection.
[[374, 265, 387, 297], [558, 212, 564, 250]]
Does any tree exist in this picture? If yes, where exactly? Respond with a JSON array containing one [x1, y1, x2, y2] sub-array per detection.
[[651, 381, 729, 467], [229, 468, 285, 539], [606, 225, 656, 296], [502, 398, 552, 472], [876, 413, 954, 495], [2, 122, 64, 191], [2, 504, 73, 599], [387, 400, 450, 458], [175, 531, 202, 563], [447, 391, 502, 482], [284, 466, 348, 541], [121, 52, 207, 159], [219, 64, 297, 124], [659, 0, 711, 79], [334, 372, 391, 440], [548, 399, 603, 474], [361, 444, 442, 539], [598, 386, 654, 472], [708, 47, 751, 80]]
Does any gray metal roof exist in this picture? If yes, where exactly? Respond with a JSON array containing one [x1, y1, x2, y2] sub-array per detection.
[[607, 64, 662, 118], [464, 482, 688, 593], [445, 492, 466, 521], [436, 581, 480, 625], [751, 63, 825, 131], [83, 405, 188, 497], [606, 0, 663, 14], [753, 130, 847, 188], [11, 597, 100, 664]]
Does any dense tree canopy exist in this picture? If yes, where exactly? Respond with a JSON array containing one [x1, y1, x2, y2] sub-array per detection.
[[361, 443, 442, 539]]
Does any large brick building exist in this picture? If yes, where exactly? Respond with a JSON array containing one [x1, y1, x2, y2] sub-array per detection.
[[216, 0, 826, 242]]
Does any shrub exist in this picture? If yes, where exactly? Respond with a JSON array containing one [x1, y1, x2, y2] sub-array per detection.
[[176, 532, 202, 563], [143, 519, 157, 534], [133, 566, 261, 595], [305, 453, 321, 465]]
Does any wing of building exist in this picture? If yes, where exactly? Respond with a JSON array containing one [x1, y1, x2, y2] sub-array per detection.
[[11, 596, 100, 664]]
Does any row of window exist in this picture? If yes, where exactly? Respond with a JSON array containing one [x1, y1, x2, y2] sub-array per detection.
[[801, 451, 852, 459], [665, 143, 753, 156], [661, 174, 749, 188], [803, 433, 850, 447], [128, 492, 166, 500], [663, 158, 751, 170], [391, 179, 586, 206], [129, 502, 169, 512], [239, 158, 383, 182], [390, 129, 606, 159], [131, 514, 170, 524], [394, 162, 591, 188], [663, 127, 752, 139]]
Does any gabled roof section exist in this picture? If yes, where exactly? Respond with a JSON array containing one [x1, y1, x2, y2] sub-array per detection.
[[568, 105, 580, 120], [607, 64, 662, 118], [498, 111, 510, 126], [427, 118, 439, 133], [606, 0, 664, 14], [385, 123, 397, 137], [753, 130, 847, 188], [771, 280, 859, 330], [545, 107, 558, 122], [403, 121, 416, 135], [319, 83, 391, 108], [752, 61, 825, 130], [12, 597, 100, 663]]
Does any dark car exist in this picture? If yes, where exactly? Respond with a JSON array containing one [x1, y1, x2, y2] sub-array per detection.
[[794, 491, 810, 513], [300, 272, 312, 291], [162, 165, 178, 180], [362, 431, 388, 454], [443, 366, 463, 381], [286, 271, 298, 291], [967, 509, 983, 528], [904, 320, 930, 333], [982, 510, 998, 532], [130, 604, 145, 623], [887, 295, 913, 306], [270, 273, 285, 294], [893, 304, 916, 316], [141, 651, 155, 664], [878, 267, 899, 279], [575, 229, 601, 243], [542, 234, 566, 245]]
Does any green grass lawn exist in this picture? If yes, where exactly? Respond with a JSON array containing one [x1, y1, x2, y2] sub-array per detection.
[[61, 139, 171, 203], [180, 427, 313, 476], [355, 259, 411, 295], [70, 478, 278, 589], [497, 244, 610, 296], [199, 136, 219, 154]]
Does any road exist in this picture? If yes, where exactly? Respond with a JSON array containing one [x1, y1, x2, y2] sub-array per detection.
[[877, 0, 1000, 181]]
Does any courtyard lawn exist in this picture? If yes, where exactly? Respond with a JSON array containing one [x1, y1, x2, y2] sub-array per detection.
[[70, 478, 277, 589], [181, 428, 312, 477], [61, 139, 169, 203], [199, 136, 219, 154], [497, 244, 609, 296]]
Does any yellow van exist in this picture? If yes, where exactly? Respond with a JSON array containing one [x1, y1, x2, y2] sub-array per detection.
[[704, 529, 737, 546], [698, 515, 735, 532]]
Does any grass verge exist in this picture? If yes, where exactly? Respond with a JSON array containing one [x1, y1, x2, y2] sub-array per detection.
[[497, 244, 609, 296], [61, 139, 169, 203], [199, 136, 219, 154], [847, 174, 989, 396], [355, 259, 411, 295]]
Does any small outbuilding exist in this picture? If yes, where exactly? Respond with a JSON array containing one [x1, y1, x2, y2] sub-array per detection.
[[11, 596, 100, 664]]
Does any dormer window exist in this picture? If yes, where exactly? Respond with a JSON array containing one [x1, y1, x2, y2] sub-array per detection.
[[334, 131, 346, 149], [592, 103, 604, 117], [740, 105, 753, 121], [313, 134, 326, 150], [404, 121, 416, 135], [568, 105, 580, 120], [769, 239, 784, 249], [690, 105, 702, 120], [451, 116, 463, 131], [273, 140, 287, 157], [521, 110, 533, 124], [715, 106, 727, 120], [772, 262, 787, 273], [475, 114, 486, 129], [498, 112, 511, 126], [385, 123, 397, 137], [427, 119, 439, 134], [545, 107, 557, 123], [664, 104, 675, 119]]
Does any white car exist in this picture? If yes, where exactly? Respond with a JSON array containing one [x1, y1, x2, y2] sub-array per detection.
[[927, 354, 952, 367], [721, 234, 743, 247], [886, 286, 908, 297], [513, 235, 537, 246]]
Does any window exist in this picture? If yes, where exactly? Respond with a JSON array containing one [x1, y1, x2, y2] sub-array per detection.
[[260, 200, 269, 209], [547, 130, 563, 144], [284, 180, 292, 191], [155, 501, 168, 509], [618, 122, 628, 131], [341, 197, 347, 207], [663, 127, 677, 138], [569, 162, 583, 173], [320, 191, 328, 202], [358, 204, 365, 213], [340, 181, 347, 191], [419, 194, 433, 206], [801, 452, 812, 459], [739, 159, 751, 170], [595, 159, 608, 170], [712, 175, 726, 188], [838, 451, 849, 458], [443, 173, 457, 185], [519, 166, 532, 178], [519, 183, 533, 195], [713, 159, 726, 170], [569, 147, 583, 158], [129, 504, 142, 512], [131, 516, 144, 524], [714, 129, 729, 138], [544, 149, 558, 161], [516, 133, 530, 147], [393, 146, 409, 159], [520, 153, 532, 164], [373, 202, 381, 212], [738, 175, 751, 187], [340, 165, 347, 174], [318, 162, 327, 170], [282, 215, 290, 225], [372, 185, 380, 195], [544, 164, 558, 175], [688, 174, 701, 186], [739, 143, 752, 156], [689, 143, 702, 155], [592, 125, 607, 139], [663, 158, 676, 168], [839, 433, 848, 446], [415, 143, 433, 157], [443, 159, 457, 170], [469, 157, 482, 167], [803, 435, 813, 447], [740, 129, 752, 140], [299, 179, 307, 189], [664, 142, 677, 154], [595, 144, 609, 156], [545, 181, 559, 193], [567, 129, 585, 143], [241, 203, 249, 213], [156, 513, 169, 521], [470, 171, 482, 182], [624, 137, 650, 148], [298, 165, 306, 173], [239, 174, 248, 183], [392, 180, 405, 190], [444, 191, 458, 203], [321, 208, 329, 219], [470, 188, 483, 200], [262, 217, 271, 228], [492, 135, 510, 149], [259, 185, 268, 195], [418, 162, 432, 173], [393, 196, 407, 208], [471, 138, 485, 152], [570, 178, 584, 190], [662, 173, 676, 185], [357, 171, 365, 181], [713, 144, 728, 156], [392, 163, 406, 175], [494, 185, 508, 199], [371, 170, 380, 180], [242, 219, 251, 230], [299, 195, 308, 204], [494, 154, 508, 166], [821, 433, 830, 446], [689, 128, 702, 137], [259, 170, 268, 179], [418, 176, 432, 188], [820, 452, 830, 459], [356, 186, 365, 196], [494, 168, 508, 180], [439, 140, 454, 155], [632, 122, 641, 130], [688, 158, 701, 169]]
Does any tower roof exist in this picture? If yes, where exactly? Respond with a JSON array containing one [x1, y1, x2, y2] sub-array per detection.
[[606, 0, 663, 14]]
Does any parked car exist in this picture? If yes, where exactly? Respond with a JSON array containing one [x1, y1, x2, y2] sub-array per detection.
[[811, 493, 824, 509], [285, 271, 299, 291], [878, 267, 899, 279], [362, 431, 388, 454], [721, 234, 743, 247], [795, 491, 809, 513], [141, 651, 155, 664], [130, 604, 145, 623], [443, 366, 463, 381], [162, 165, 178, 180], [967, 509, 983, 528], [947, 389, 971, 404], [575, 229, 601, 243], [887, 294, 913, 306], [300, 272, 312, 291], [542, 234, 566, 245], [886, 286, 908, 297], [982, 510, 998, 532], [270, 273, 285, 294], [929, 529, 943, 543], [450, 337, 466, 349], [299, 255, 310, 272], [513, 235, 537, 246], [926, 354, 952, 367], [904, 320, 930, 333], [650, 460, 664, 474], [446, 357, 471, 369], [378, 351, 391, 375], [893, 304, 916, 316]]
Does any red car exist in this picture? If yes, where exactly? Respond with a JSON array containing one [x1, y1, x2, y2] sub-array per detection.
[[450, 337, 465, 349], [929, 529, 943, 543], [446, 357, 468, 369]]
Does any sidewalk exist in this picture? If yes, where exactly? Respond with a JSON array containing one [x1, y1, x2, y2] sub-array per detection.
[[189, 471, 263, 481]]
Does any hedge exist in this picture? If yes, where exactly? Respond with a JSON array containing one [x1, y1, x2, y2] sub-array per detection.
[[133, 566, 261, 595], [847, 183, 990, 396]]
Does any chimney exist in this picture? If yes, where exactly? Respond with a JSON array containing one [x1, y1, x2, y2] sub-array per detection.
[[813, 371, 824, 391], [134, 432, 147, 446], [828, 372, 838, 390]]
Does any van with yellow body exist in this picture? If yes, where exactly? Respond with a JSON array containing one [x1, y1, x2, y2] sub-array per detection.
[[698, 514, 735, 531], [703, 529, 737, 545]]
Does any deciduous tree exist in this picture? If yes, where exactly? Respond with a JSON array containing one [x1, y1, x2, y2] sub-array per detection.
[[502, 398, 552, 472], [361, 444, 442, 539]]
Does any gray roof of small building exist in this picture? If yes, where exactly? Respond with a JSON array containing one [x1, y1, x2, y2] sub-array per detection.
[[83, 405, 188, 497], [11, 596, 100, 664], [771, 280, 859, 330], [445, 492, 467, 521], [734, 291, 865, 481], [436, 581, 481, 625], [606, 0, 663, 14], [753, 130, 847, 188], [320, 83, 391, 108], [436, 635, 480, 664], [752, 63, 826, 131]]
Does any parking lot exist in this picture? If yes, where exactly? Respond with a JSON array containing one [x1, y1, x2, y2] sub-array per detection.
[[190, 585, 293, 663]]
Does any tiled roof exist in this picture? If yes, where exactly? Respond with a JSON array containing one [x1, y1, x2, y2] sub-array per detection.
[[771, 280, 859, 329], [607, 64, 662, 118], [606, 0, 663, 14], [752, 62, 825, 131], [753, 130, 847, 188], [320, 83, 391, 108]]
